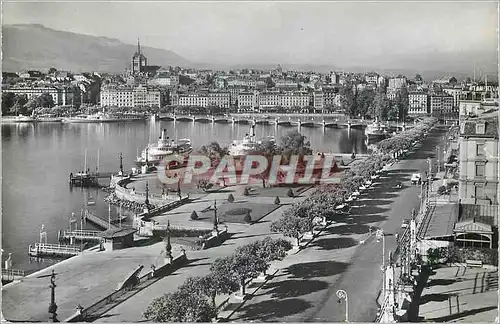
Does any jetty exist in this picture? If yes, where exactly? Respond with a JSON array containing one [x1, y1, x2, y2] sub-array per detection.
[[84, 210, 120, 231], [28, 243, 81, 258], [58, 229, 103, 243]]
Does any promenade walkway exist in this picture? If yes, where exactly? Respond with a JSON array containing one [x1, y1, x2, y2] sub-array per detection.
[[95, 189, 313, 322]]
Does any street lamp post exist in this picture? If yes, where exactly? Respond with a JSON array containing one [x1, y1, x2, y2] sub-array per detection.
[[436, 145, 440, 174], [376, 229, 386, 301], [336, 289, 349, 322]]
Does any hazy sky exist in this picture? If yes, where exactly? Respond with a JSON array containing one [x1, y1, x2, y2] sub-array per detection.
[[3, 1, 499, 67]]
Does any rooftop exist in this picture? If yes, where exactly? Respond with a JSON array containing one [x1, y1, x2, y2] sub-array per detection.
[[458, 204, 499, 227], [421, 203, 458, 239], [461, 117, 498, 138], [101, 227, 137, 239]]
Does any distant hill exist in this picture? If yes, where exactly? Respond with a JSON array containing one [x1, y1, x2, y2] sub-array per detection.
[[2, 24, 191, 73]]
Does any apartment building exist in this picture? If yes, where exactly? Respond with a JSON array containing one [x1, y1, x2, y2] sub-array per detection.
[[430, 94, 455, 120], [177, 93, 209, 107], [313, 91, 324, 109], [258, 91, 281, 108], [408, 92, 429, 115], [208, 91, 230, 108], [458, 113, 499, 205], [4, 86, 72, 106], [388, 77, 407, 90], [237, 91, 259, 109], [280, 91, 310, 109], [100, 85, 161, 108], [365, 73, 379, 85]]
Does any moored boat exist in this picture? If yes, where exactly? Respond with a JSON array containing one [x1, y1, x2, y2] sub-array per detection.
[[365, 119, 388, 141], [37, 114, 63, 122], [1, 114, 38, 123], [229, 124, 274, 158], [136, 129, 192, 166]]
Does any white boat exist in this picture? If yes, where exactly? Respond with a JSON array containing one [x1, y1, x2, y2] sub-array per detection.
[[136, 129, 192, 166], [1, 114, 38, 123], [229, 124, 272, 157], [62, 111, 123, 123], [365, 119, 388, 141], [37, 114, 63, 122]]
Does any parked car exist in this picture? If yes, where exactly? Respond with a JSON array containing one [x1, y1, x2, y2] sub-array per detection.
[[411, 173, 422, 185]]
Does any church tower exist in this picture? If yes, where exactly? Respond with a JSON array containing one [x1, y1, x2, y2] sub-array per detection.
[[132, 38, 148, 74]]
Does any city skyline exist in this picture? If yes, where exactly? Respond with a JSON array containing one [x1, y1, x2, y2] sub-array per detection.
[[3, 1, 498, 72]]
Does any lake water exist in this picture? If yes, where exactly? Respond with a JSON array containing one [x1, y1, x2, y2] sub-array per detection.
[[1, 120, 367, 273]]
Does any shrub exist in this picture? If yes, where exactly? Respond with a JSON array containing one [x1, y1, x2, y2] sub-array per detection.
[[287, 188, 294, 197], [190, 211, 199, 220], [274, 196, 281, 205], [225, 207, 251, 216], [437, 186, 447, 195], [243, 188, 250, 196], [244, 211, 252, 223], [227, 193, 235, 203]]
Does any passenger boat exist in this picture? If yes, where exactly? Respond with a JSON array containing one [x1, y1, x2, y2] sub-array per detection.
[[364, 118, 388, 141], [37, 114, 63, 122], [62, 112, 122, 123], [229, 124, 274, 158], [1, 114, 38, 123], [136, 129, 192, 166]]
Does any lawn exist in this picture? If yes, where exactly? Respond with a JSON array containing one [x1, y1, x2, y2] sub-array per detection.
[[198, 201, 280, 224]]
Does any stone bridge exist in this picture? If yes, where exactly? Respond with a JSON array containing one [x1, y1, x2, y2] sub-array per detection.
[[154, 114, 409, 130]]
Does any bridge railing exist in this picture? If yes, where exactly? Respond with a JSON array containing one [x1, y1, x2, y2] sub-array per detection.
[[2, 268, 25, 277]]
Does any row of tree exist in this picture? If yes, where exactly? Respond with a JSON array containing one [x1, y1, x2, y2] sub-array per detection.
[[143, 237, 292, 322], [270, 118, 437, 243], [2, 92, 56, 116], [339, 86, 409, 121]]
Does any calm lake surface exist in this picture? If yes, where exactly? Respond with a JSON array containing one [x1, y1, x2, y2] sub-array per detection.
[[1, 120, 367, 273]]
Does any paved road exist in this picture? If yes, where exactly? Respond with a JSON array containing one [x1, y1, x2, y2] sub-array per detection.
[[227, 126, 449, 322]]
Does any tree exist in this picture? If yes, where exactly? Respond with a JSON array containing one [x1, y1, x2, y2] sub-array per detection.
[[270, 211, 313, 246], [143, 289, 216, 322], [230, 250, 267, 296], [227, 193, 235, 203], [178, 275, 237, 313], [371, 90, 390, 120], [356, 89, 375, 117], [2, 92, 15, 116], [415, 74, 423, 82], [48, 67, 57, 75], [13, 94, 28, 114], [274, 196, 281, 205], [244, 211, 252, 223], [191, 211, 199, 220], [199, 142, 229, 166], [279, 131, 312, 157], [339, 85, 356, 117]]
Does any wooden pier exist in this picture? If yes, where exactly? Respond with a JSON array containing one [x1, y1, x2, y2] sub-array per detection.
[[28, 243, 81, 258], [84, 210, 119, 231], [69, 172, 100, 187], [2, 268, 25, 283], [58, 229, 104, 242]]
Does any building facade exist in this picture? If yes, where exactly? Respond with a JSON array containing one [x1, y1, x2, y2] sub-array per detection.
[[177, 93, 209, 107], [237, 91, 259, 110], [258, 91, 281, 108], [208, 91, 231, 108], [313, 91, 324, 109], [430, 94, 455, 120], [458, 115, 499, 205], [4, 86, 71, 106], [100, 85, 161, 108], [408, 92, 429, 115], [388, 77, 407, 90]]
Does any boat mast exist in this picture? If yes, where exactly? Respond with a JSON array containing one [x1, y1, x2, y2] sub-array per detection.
[[84, 149, 88, 173], [96, 148, 100, 174]]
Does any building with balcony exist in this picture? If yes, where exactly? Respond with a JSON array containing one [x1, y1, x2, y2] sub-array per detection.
[[408, 92, 429, 115], [458, 113, 498, 205]]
